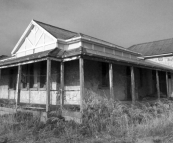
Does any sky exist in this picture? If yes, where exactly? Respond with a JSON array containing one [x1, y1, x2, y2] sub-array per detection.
[[1, 0, 173, 55]]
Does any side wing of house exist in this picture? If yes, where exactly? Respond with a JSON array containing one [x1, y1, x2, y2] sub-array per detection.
[[146, 56, 173, 97], [147, 56, 173, 68], [12, 21, 57, 57]]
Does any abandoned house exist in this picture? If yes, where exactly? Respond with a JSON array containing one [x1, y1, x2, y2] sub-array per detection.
[[0, 20, 173, 120]]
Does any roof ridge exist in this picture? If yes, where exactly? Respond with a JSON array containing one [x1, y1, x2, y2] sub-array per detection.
[[130, 37, 173, 48], [33, 19, 78, 35]]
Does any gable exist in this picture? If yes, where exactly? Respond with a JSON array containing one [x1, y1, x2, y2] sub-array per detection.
[[12, 21, 57, 57]]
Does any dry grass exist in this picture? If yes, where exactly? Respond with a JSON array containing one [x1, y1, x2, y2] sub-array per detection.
[[1, 95, 173, 143]]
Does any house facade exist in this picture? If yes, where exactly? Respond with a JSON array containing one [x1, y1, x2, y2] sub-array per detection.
[[0, 20, 173, 120], [129, 38, 173, 97]]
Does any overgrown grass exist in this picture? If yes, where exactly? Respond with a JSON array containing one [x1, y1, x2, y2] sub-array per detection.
[[1, 95, 173, 143]]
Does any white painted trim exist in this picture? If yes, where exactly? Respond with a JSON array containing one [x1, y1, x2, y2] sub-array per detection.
[[142, 53, 173, 59], [35, 31, 44, 46], [49, 57, 61, 62], [11, 20, 58, 55], [11, 22, 33, 55], [59, 36, 141, 56], [137, 57, 144, 60], [26, 38, 34, 47], [63, 56, 80, 62], [16, 42, 56, 54], [32, 20, 57, 42]]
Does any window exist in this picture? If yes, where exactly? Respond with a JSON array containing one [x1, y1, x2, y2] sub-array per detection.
[[9, 68, 17, 89], [139, 69, 143, 87], [152, 70, 156, 80], [101, 62, 109, 87], [40, 61, 47, 88], [20, 62, 47, 90], [126, 67, 130, 76], [29, 64, 35, 88], [29, 63, 39, 89], [168, 73, 171, 79], [21, 65, 28, 89]]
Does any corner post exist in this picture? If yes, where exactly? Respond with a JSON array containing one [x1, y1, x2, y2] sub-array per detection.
[[109, 63, 114, 100], [166, 72, 169, 98], [156, 70, 160, 99], [79, 57, 84, 112], [131, 66, 135, 103], [46, 58, 51, 112], [60, 62, 64, 110], [16, 65, 22, 108]]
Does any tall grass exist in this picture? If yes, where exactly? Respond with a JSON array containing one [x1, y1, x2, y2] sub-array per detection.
[[1, 94, 173, 143]]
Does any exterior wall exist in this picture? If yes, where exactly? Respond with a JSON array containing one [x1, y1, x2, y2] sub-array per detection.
[[148, 57, 173, 97], [134, 68, 156, 100], [148, 56, 173, 67], [113, 65, 128, 100], [20, 61, 61, 105], [0, 67, 17, 100], [20, 61, 47, 104], [84, 59, 129, 101], [64, 60, 80, 105], [50, 61, 60, 105], [84, 60, 110, 99], [20, 90, 46, 104], [0, 69, 9, 99]]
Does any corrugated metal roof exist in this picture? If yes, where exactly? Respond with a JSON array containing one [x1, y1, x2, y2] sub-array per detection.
[[128, 38, 173, 56], [34, 20, 140, 56], [34, 20, 78, 40]]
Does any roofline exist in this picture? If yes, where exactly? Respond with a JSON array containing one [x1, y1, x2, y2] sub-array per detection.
[[33, 20, 78, 36], [58, 34, 141, 56], [11, 19, 141, 57], [141, 53, 173, 59], [31, 20, 141, 56], [129, 37, 173, 48]]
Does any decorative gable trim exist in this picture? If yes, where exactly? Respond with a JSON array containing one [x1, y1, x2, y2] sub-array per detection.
[[11, 20, 57, 56]]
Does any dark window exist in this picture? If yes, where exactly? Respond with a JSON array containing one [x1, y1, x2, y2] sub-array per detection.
[[29, 64, 35, 88], [168, 73, 171, 79], [126, 67, 130, 76], [21, 65, 28, 89], [21, 62, 47, 89], [152, 70, 156, 80], [40, 61, 47, 88], [139, 69, 143, 87], [9, 68, 17, 89], [101, 62, 109, 87]]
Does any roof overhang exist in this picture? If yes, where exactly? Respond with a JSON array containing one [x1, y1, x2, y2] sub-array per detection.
[[138, 53, 173, 59], [5, 47, 173, 73], [0, 48, 63, 69]]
